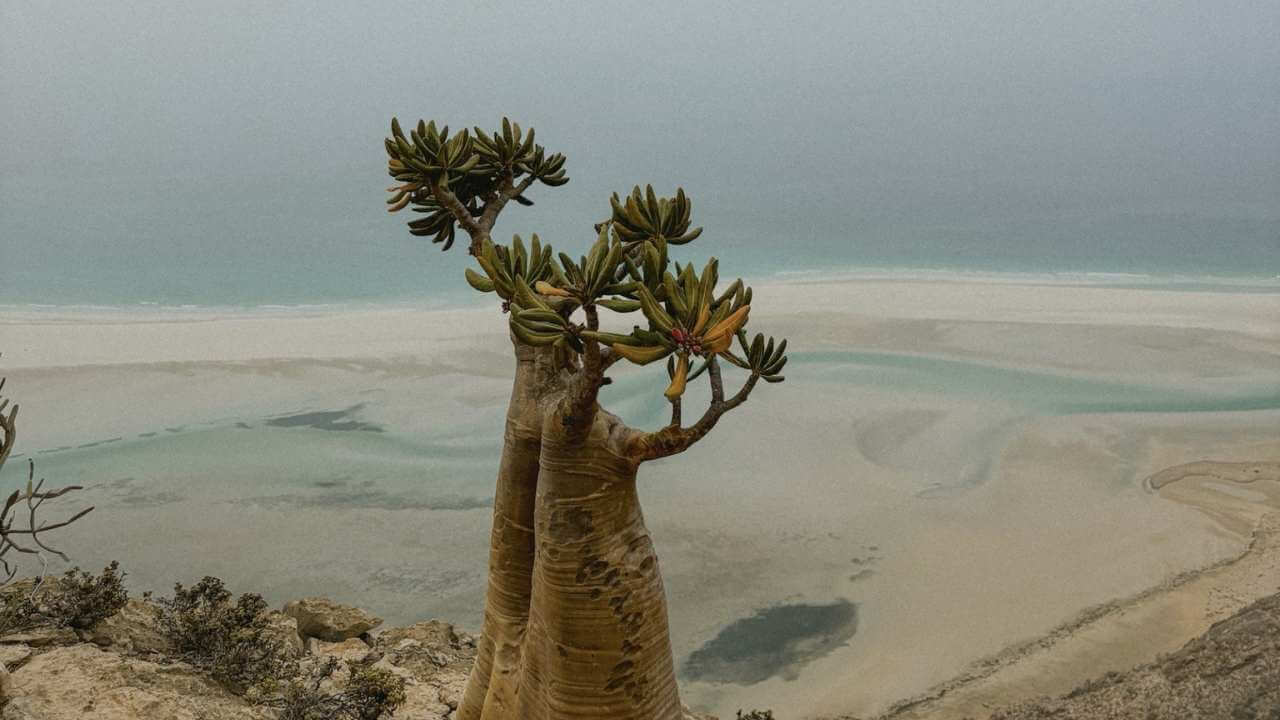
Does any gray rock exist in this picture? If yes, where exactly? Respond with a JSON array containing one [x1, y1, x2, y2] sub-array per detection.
[[282, 597, 382, 642]]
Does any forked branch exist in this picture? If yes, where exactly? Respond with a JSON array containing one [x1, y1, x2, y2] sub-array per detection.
[[0, 377, 95, 585], [558, 305, 608, 438], [476, 174, 538, 237], [433, 172, 539, 256], [630, 359, 761, 461]]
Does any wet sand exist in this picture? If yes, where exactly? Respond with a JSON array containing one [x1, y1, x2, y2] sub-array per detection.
[[1, 274, 1277, 719]]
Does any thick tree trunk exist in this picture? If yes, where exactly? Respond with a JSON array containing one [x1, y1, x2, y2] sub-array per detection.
[[513, 407, 683, 720], [458, 344, 548, 720]]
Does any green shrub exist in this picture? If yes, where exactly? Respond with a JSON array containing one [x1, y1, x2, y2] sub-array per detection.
[[46, 561, 129, 630], [155, 576, 296, 694], [737, 711, 775, 720]]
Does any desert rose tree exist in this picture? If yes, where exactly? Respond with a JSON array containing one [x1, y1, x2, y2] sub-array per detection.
[[383, 118, 788, 720]]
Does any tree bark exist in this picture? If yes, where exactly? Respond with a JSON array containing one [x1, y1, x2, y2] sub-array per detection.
[[458, 342, 553, 719], [512, 405, 683, 720]]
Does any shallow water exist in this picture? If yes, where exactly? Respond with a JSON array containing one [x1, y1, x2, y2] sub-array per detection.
[[4, 344, 1276, 719], [15, 350, 1275, 512]]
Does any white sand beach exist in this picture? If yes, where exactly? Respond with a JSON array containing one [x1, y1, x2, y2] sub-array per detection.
[[2, 273, 1278, 719]]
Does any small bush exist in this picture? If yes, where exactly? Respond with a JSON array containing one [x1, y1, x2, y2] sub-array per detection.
[[275, 657, 343, 720], [155, 576, 296, 694], [344, 665, 407, 720], [45, 561, 129, 630], [737, 711, 775, 720], [275, 657, 406, 720], [0, 587, 39, 634]]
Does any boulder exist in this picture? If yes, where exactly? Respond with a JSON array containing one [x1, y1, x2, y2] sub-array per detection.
[[1, 644, 272, 720], [310, 636, 376, 664], [83, 598, 168, 655], [394, 682, 452, 720], [262, 610, 306, 658], [364, 619, 474, 720], [282, 597, 381, 642], [374, 619, 459, 650], [375, 620, 475, 681]]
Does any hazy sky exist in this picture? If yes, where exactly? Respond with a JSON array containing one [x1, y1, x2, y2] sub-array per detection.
[[2, 1, 1278, 303]]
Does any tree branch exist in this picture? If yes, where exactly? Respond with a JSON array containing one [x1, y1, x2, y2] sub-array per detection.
[[708, 357, 725, 405], [0, 379, 16, 470], [429, 181, 486, 250], [0, 378, 95, 583], [599, 347, 623, 370], [477, 173, 537, 235], [629, 368, 761, 462], [558, 305, 605, 438]]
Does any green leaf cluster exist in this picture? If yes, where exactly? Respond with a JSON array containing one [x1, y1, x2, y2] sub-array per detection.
[[465, 185, 787, 397], [610, 185, 702, 246], [728, 331, 788, 383], [383, 117, 568, 250], [466, 234, 560, 302], [378, 116, 790, 400]]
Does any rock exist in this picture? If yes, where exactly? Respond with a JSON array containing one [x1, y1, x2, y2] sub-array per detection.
[[0, 645, 27, 701], [395, 682, 452, 719], [0, 645, 31, 671], [83, 598, 168, 655], [435, 671, 467, 710], [295, 653, 352, 696], [375, 619, 459, 650], [374, 620, 475, 683], [0, 628, 78, 648], [350, 619, 477, 719], [263, 610, 306, 658], [282, 597, 382, 642], [1, 644, 272, 720], [311, 636, 376, 664], [371, 656, 417, 682]]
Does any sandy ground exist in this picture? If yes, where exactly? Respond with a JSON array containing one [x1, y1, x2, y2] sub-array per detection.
[[865, 463, 1280, 720], [1, 274, 1278, 719]]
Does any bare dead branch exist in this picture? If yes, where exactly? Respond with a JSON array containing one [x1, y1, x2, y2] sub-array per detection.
[[0, 377, 94, 586]]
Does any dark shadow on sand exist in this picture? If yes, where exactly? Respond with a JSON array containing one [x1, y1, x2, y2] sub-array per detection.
[[682, 599, 859, 685], [264, 404, 383, 432]]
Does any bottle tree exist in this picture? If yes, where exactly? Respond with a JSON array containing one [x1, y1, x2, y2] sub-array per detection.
[[383, 118, 788, 720]]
